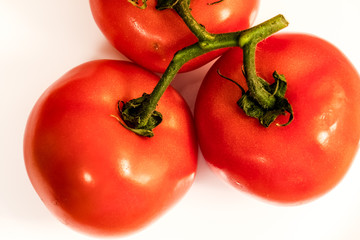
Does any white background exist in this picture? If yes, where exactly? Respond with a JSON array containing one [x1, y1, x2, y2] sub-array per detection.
[[1, 0, 360, 239]]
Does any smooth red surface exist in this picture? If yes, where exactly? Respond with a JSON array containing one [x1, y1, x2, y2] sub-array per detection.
[[195, 33, 360, 204], [89, 0, 259, 73], [24, 60, 197, 236]]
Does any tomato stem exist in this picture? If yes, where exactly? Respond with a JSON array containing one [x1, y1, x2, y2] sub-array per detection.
[[240, 16, 287, 109], [236, 16, 294, 127], [173, 0, 215, 42], [120, 1, 291, 137]]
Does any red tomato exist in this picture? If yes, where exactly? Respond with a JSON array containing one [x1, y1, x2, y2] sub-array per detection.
[[89, 0, 259, 73], [24, 60, 197, 236], [195, 33, 360, 204]]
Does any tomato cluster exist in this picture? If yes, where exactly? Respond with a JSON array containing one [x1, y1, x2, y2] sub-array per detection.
[[23, 0, 360, 237]]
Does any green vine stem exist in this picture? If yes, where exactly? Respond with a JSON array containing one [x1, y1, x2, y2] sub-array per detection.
[[172, 0, 215, 42], [118, 0, 291, 137]]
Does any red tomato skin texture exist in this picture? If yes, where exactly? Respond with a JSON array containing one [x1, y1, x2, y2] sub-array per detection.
[[24, 60, 197, 236], [195, 33, 360, 204], [89, 0, 259, 73]]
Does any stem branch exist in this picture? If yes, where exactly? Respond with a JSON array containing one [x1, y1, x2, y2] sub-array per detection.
[[239, 15, 289, 109], [120, 2, 291, 136]]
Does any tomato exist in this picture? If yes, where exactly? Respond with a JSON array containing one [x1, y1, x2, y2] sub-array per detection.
[[195, 33, 360, 204], [89, 0, 259, 73], [23, 60, 197, 236]]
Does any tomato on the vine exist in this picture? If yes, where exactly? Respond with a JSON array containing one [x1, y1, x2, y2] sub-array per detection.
[[89, 0, 259, 73], [23, 60, 197, 236], [195, 33, 360, 204]]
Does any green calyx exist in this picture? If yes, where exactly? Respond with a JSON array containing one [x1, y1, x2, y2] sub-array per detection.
[[113, 93, 163, 138], [218, 70, 293, 127], [237, 71, 294, 127]]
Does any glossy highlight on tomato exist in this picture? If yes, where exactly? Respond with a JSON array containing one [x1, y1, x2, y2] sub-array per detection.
[[195, 33, 360, 204], [89, 0, 259, 73], [23, 60, 197, 236]]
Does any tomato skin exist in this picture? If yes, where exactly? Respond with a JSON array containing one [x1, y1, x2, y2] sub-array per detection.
[[89, 0, 259, 73], [24, 60, 197, 236], [195, 33, 360, 204]]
